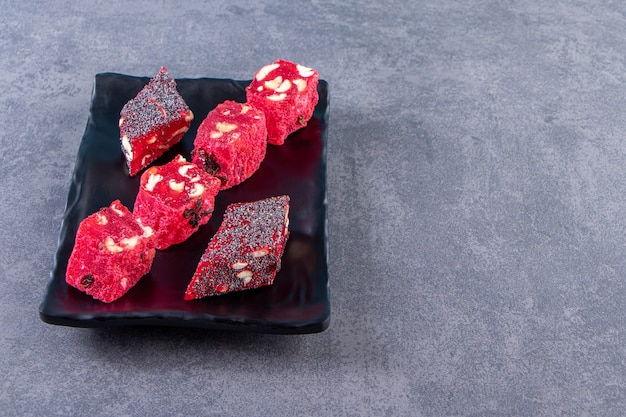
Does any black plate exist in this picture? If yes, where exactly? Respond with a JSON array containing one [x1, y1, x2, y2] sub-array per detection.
[[39, 72, 330, 334]]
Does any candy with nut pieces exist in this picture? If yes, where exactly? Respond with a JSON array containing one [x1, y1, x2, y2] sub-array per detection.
[[184, 195, 290, 299], [133, 155, 221, 250], [65, 200, 156, 302], [119, 66, 193, 176], [246, 59, 319, 145], [192, 100, 267, 190]]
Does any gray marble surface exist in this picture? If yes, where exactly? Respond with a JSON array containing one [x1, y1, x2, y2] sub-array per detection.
[[2, 1, 626, 416]]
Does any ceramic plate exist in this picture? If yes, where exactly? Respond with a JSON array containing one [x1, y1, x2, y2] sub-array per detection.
[[39, 72, 330, 334]]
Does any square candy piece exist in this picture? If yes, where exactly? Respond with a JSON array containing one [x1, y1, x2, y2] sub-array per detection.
[[246, 59, 319, 145], [184, 195, 290, 300], [192, 100, 267, 190], [65, 200, 156, 303], [133, 155, 221, 250], [119, 66, 194, 176]]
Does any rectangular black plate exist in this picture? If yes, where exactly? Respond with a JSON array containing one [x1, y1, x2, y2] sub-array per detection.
[[39, 72, 330, 334]]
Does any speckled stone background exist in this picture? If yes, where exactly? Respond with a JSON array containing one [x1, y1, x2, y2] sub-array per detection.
[[2, 1, 626, 416]]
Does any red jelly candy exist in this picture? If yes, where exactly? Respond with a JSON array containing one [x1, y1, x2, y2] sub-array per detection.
[[184, 195, 290, 300], [119, 66, 193, 176], [246, 59, 319, 145], [65, 200, 156, 303], [133, 155, 221, 250], [192, 100, 267, 190]]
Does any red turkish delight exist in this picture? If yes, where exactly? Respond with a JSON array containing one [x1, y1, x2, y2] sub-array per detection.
[[246, 59, 319, 145], [184, 195, 290, 300], [191, 100, 267, 190], [65, 200, 156, 303], [133, 155, 221, 250], [119, 66, 193, 176]]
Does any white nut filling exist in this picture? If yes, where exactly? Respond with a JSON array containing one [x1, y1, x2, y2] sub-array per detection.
[[275, 79, 292, 93], [189, 183, 205, 198], [121, 136, 133, 160], [264, 76, 283, 90], [178, 164, 196, 178], [141, 225, 154, 238], [216, 122, 238, 133], [120, 277, 129, 289], [145, 173, 163, 192], [255, 63, 280, 81], [120, 235, 139, 249], [293, 78, 307, 92], [296, 64, 315, 77], [185, 111, 194, 122], [146, 135, 157, 145], [267, 93, 287, 101], [251, 248, 269, 258], [231, 261, 249, 270], [209, 131, 223, 139], [110, 205, 125, 217], [169, 179, 185, 192], [236, 270, 253, 284], [96, 214, 108, 225], [241, 105, 251, 114], [104, 237, 124, 253]]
